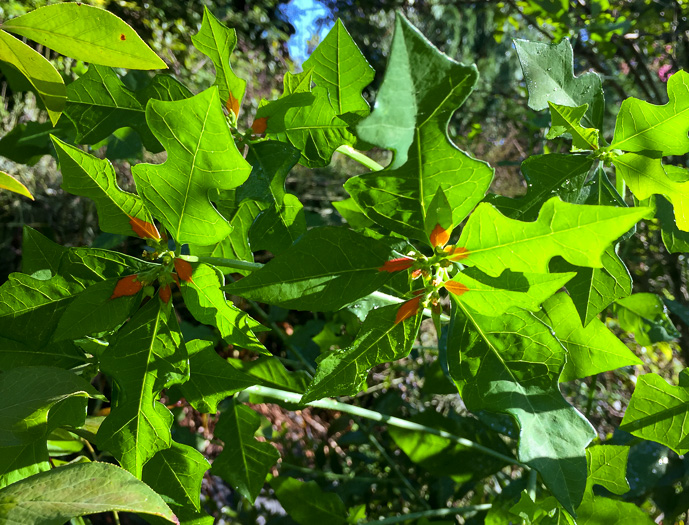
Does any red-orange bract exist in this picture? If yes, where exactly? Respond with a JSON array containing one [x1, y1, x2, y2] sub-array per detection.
[[227, 92, 240, 118], [394, 296, 422, 324], [159, 284, 172, 303], [444, 246, 469, 261], [110, 274, 143, 299], [251, 117, 268, 135], [379, 257, 415, 272], [129, 216, 161, 240], [173, 258, 194, 282], [444, 280, 469, 297]]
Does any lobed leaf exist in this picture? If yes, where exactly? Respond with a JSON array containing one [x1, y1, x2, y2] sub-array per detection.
[[132, 88, 251, 246], [547, 102, 600, 151], [211, 399, 280, 503], [610, 70, 689, 156], [346, 14, 492, 242], [191, 7, 246, 115], [457, 197, 648, 277]]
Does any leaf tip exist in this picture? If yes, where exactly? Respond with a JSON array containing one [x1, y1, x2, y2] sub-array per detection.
[[394, 296, 422, 324], [129, 216, 161, 240], [430, 223, 451, 248]]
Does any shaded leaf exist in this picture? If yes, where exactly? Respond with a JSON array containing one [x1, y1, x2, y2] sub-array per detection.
[[446, 297, 596, 514], [223, 227, 402, 311], [547, 102, 599, 151], [270, 477, 347, 525], [615, 293, 679, 346], [346, 14, 492, 242], [211, 399, 280, 503], [132, 88, 251, 246], [180, 340, 260, 413], [64, 65, 191, 151], [514, 39, 604, 128], [2, 3, 166, 70], [302, 303, 422, 403]]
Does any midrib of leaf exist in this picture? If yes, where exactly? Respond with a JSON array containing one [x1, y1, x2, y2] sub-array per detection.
[[551, 105, 596, 149], [532, 61, 592, 128], [614, 105, 689, 150], [177, 96, 214, 238], [161, 454, 197, 509], [209, 20, 232, 99]]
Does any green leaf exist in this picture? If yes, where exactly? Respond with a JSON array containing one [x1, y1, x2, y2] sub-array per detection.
[[132, 88, 251, 246], [457, 197, 648, 277], [388, 411, 511, 481], [52, 136, 154, 238], [620, 368, 689, 455], [0, 462, 177, 524], [551, 245, 632, 327], [302, 303, 422, 403], [0, 120, 62, 166], [514, 39, 604, 129], [547, 102, 600, 151], [446, 297, 596, 514], [211, 399, 280, 503], [333, 198, 374, 229], [64, 65, 191, 151], [610, 70, 689, 156], [535, 293, 641, 382], [180, 263, 267, 354], [345, 14, 492, 242], [613, 152, 689, 231], [241, 140, 305, 254], [1, 3, 166, 70], [142, 441, 212, 523], [258, 87, 355, 168], [576, 445, 654, 525], [448, 268, 575, 317], [228, 356, 311, 394], [657, 195, 689, 253], [302, 19, 374, 118], [223, 227, 402, 311], [614, 293, 679, 346], [0, 30, 65, 125], [487, 154, 593, 222], [270, 477, 347, 525], [51, 277, 143, 342], [0, 366, 100, 448], [97, 299, 189, 477], [180, 340, 260, 413], [0, 441, 47, 490], [191, 7, 246, 115], [0, 171, 33, 200]]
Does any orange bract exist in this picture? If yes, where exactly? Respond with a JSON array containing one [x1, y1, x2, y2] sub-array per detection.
[[173, 258, 194, 282], [444, 280, 469, 297], [379, 257, 415, 272], [251, 117, 268, 135], [159, 284, 172, 304], [110, 274, 143, 299], [430, 223, 451, 248], [227, 92, 240, 118], [129, 216, 161, 240], [394, 296, 422, 324]]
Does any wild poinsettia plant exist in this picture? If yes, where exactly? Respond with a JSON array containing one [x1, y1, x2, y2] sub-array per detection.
[[1, 3, 689, 524]]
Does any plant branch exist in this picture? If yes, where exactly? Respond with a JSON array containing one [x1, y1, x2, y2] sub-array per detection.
[[336, 145, 385, 171], [243, 384, 526, 467], [360, 505, 492, 525], [179, 254, 263, 272]]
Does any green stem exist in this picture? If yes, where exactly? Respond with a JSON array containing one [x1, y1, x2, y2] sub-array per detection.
[[179, 254, 263, 272], [280, 462, 387, 483], [243, 385, 525, 467], [585, 374, 599, 418], [361, 505, 492, 525], [336, 145, 385, 171], [527, 468, 538, 500]]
